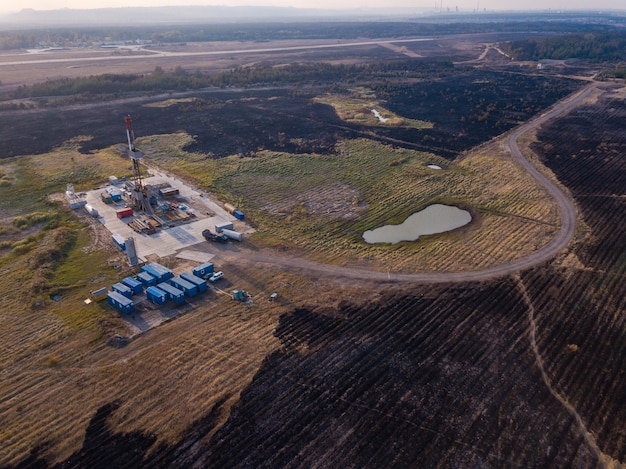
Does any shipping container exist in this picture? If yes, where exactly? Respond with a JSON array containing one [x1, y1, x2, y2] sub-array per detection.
[[141, 262, 174, 283], [180, 272, 208, 293], [90, 287, 108, 301], [215, 222, 234, 233], [112, 233, 126, 251], [105, 186, 123, 202], [101, 192, 113, 204], [146, 286, 168, 305], [137, 271, 156, 287], [192, 262, 214, 279], [233, 210, 245, 221], [159, 187, 180, 197], [107, 291, 135, 314], [109, 175, 119, 185], [221, 229, 243, 242], [112, 282, 133, 299], [116, 207, 134, 219], [170, 276, 198, 298], [157, 282, 185, 304], [122, 277, 143, 295]]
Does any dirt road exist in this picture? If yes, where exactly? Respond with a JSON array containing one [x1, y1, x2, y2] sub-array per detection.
[[220, 84, 597, 284]]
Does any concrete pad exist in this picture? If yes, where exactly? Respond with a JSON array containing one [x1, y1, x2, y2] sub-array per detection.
[[83, 172, 253, 262], [176, 249, 215, 263]]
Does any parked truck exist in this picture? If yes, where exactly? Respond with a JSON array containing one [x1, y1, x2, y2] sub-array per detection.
[[202, 229, 228, 243]]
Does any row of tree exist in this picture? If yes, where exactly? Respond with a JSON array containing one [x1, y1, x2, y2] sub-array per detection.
[[0, 18, 617, 50], [6, 60, 456, 101], [499, 31, 626, 62]]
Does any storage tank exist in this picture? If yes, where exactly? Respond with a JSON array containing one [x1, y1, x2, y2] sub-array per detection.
[[224, 203, 236, 214], [221, 229, 243, 242], [157, 282, 185, 304], [84, 204, 99, 218], [146, 286, 168, 305], [180, 272, 208, 293]]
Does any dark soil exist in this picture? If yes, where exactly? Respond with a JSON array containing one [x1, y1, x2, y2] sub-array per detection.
[[7, 59, 624, 469], [0, 69, 583, 161], [524, 86, 626, 461]]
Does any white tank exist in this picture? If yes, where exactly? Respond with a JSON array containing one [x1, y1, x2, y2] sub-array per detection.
[[84, 204, 99, 217], [221, 229, 243, 242]]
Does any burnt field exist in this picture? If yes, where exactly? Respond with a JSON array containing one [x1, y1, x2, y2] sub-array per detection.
[[0, 68, 582, 160], [16, 88, 626, 467]]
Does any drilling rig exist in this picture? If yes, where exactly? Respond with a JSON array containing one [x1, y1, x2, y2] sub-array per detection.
[[124, 115, 153, 214]]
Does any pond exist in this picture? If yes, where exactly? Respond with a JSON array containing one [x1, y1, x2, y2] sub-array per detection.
[[371, 109, 389, 123], [363, 204, 472, 244]]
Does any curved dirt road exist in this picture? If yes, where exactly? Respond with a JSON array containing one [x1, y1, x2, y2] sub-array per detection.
[[222, 83, 597, 284]]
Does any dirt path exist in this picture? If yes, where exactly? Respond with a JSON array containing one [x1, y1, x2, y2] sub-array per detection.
[[516, 275, 618, 468], [218, 84, 597, 284]]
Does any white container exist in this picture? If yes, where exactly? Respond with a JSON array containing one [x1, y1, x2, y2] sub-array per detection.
[[221, 229, 243, 242]]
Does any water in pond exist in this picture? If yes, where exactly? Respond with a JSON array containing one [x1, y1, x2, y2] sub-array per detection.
[[371, 109, 389, 123], [363, 204, 471, 244]]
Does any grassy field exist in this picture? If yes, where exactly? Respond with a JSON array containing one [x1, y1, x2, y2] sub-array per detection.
[[313, 89, 433, 129], [142, 132, 559, 272], [0, 90, 576, 466]]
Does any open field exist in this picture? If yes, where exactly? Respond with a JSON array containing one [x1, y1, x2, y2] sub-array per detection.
[[142, 134, 561, 272], [0, 30, 624, 468]]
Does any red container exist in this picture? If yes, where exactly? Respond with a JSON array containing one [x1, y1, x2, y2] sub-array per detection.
[[116, 207, 134, 219]]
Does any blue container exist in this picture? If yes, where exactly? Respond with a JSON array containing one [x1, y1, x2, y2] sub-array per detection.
[[112, 282, 133, 299], [146, 286, 168, 305], [107, 291, 135, 314], [141, 262, 174, 283], [170, 276, 198, 298], [233, 210, 245, 221], [122, 277, 144, 295], [181, 272, 207, 293], [192, 262, 214, 279], [106, 186, 122, 202], [112, 233, 126, 251], [157, 282, 185, 304], [137, 271, 156, 287]]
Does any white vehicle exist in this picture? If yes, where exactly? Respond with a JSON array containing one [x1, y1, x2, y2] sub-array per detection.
[[208, 271, 224, 283]]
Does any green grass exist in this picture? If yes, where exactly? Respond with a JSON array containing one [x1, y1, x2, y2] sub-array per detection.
[[313, 90, 433, 129], [0, 140, 134, 332], [138, 132, 558, 270]]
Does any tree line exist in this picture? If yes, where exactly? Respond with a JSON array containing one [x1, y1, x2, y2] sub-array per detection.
[[499, 31, 626, 62], [0, 18, 617, 50], [5, 60, 456, 102]]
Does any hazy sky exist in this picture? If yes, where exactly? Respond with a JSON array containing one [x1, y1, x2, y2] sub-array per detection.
[[1, 0, 624, 14]]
